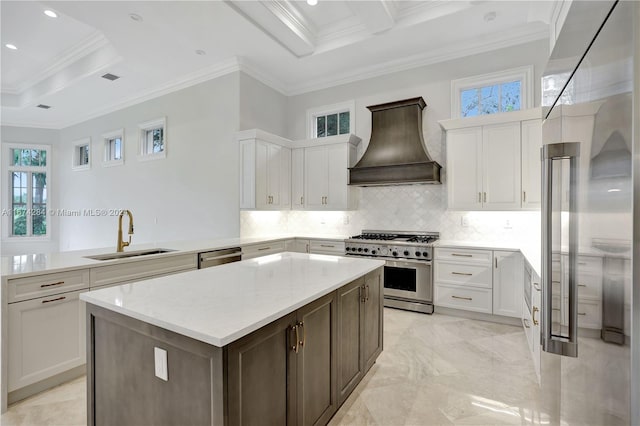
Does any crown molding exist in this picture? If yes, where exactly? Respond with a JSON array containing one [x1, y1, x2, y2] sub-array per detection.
[[0, 120, 61, 130], [236, 57, 288, 95], [1, 32, 109, 94], [287, 25, 549, 96]]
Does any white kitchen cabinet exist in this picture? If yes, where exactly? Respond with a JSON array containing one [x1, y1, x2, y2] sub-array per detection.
[[90, 254, 197, 289], [295, 134, 360, 211], [8, 290, 86, 392], [492, 251, 524, 318], [309, 239, 345, 255], [291, 148, 305, 209], [445, 127, 483, 210], [521, 119, 542, 209], [242, 241, 286, 260], [238, 129, 292, 211]]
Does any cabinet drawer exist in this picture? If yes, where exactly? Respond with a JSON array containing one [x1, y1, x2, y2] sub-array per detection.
[[434, 284, 492, 314], [434, 261, 492, 289], [577, 256, 603, 274], [435, 248, 492, 264], [577, 273, 603, 300], [8, 269, 90, 303], [242, 241, 286, 260], [309, 240, 345, 255], [8, 289, 86, 391], [577, 299, 601, 329], [90, 254, 197, 288]]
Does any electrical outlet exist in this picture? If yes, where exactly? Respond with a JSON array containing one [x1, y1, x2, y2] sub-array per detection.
[[461, 216, 469, 227], [154, 347, 168, 381], [504, 219, 512, 229], [343, 215, 350, 225]]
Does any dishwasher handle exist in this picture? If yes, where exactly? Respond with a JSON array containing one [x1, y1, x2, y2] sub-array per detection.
[[199, 252, 243, 262], [198, 248, 242, 269]]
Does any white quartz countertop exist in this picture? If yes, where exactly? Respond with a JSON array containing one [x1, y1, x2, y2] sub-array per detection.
[[0, 234, 349, 278], [80, 252, 384, 347]]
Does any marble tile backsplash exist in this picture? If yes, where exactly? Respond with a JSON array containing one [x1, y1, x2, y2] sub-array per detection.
[[240, 186, 541, 247]]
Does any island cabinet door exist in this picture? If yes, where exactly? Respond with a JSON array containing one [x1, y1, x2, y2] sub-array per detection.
[[363, 268, 383, 372], [295, 291, 338, 426], [227, 312, 297, 426], [336, 277, 364, 405]]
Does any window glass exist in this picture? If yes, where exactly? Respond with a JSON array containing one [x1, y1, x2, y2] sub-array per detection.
[[461, 89, 479, 117], [32, 173, 47, 235], [107, 137, 122, 161], [339, 112, 350, 134], [316, 116, 326, 137], [12, 171, 27, 236], [11, 148, 46, 166], [79, 145, 89, 165], [8, 146, 49, 237], [501, 81, 521, 112], [480, 85, 499, 115], [146, 128, 164, 153], [326, 114, 338, 136], [461, 81, 522, 117]]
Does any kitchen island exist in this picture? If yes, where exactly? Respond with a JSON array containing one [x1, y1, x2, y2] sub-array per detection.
[[80, 252, 384, 426]]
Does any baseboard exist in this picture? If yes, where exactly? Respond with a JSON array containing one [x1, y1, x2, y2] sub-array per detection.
[[8, 365, 86, 406], [434, 306, 522, 326]]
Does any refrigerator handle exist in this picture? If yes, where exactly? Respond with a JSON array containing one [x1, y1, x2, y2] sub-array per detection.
[[541, 142, 580, 358]]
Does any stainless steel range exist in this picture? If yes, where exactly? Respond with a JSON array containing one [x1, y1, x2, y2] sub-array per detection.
[[344, 230, 438, 314]]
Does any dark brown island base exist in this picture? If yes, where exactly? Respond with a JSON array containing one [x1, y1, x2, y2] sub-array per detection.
[[84, 263, 383, 425]]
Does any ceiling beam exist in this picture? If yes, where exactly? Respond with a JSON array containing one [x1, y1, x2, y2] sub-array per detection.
[[347, 1, 396, 34], [226, 0, 316, 58]]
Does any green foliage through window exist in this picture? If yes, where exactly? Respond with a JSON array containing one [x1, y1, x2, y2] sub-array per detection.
[[8, 146, 48, 237], [315, 111, 350, 138], [461, 81, 521, 117]]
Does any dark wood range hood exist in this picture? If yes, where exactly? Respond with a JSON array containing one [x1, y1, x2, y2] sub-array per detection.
[[349, 97, 442, 186]]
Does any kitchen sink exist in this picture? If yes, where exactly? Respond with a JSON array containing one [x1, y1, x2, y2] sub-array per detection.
[[85, 248, 176, 261]]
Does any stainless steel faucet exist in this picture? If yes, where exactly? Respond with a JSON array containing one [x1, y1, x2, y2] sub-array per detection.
[[116, 210, 134, 252]]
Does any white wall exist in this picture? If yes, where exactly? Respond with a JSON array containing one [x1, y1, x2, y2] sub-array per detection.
[[1, 126, 60, 255], [239, 73, 288, 136], [57, 73, 241, 250], [241, 39, 548, 246]]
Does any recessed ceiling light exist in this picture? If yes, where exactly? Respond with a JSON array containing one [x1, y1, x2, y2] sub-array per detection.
[[307, 0, 318, 5], [36, 104, 52, 109], [195, 49, 206, 56], [44, 10, 58, 18], [101, 73, 121, 81], [484, 11, 497, 22], [129, 13, 143, 22], [5, 44, 17, 50]]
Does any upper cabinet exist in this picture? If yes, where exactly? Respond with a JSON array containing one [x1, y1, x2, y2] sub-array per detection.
[[238, 129, 291, 210], [294, 134, 360, 211], [440, 109, 542, 211]]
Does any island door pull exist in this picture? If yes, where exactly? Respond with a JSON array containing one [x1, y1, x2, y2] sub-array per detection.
[[365, 285, 370, 302], [298, 321, 305, 349], [360, 285, 366, 303], [290, 324, 299, 353]]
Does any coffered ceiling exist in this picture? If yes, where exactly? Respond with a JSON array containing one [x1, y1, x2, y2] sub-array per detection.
[[0, 1, 554, 129]]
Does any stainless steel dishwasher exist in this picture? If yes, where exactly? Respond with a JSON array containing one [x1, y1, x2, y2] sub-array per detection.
[[198, 247, 242, 269]]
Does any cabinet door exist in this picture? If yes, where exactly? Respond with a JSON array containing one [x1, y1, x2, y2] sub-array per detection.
[[292, 148, 305, 209], [447, 127, 483, 209], [492, 251, 524, 318], [255, 140, 270, 209], [521, 119, 542, 209], [304, 146, 329, 209], [362, 268, 383, 372], [8, 290, 86, 392], [227, 312, 297, 426], [326, 144, 348, 210], [483, 122, 522, 210], [336, 278, 364, 405], [268, 144, 291, 209], [296, 292, 337, 426]]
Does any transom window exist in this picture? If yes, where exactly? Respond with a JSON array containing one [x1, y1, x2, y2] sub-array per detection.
[[451, 66, 533, 118], [6, 145, 50, 237], [72, 138, 91, 171], [307, 101, 355, 139], [102, 129, 124, 166], [138, 117, 166, 160]]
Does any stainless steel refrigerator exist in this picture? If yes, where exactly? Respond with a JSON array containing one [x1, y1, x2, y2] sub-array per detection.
[[540, 1, 638, 424]]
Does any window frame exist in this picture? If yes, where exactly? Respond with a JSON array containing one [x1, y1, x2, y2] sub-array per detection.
[[71, 137, 91, 171], [306, 101, 355, 139], [3, 143, 51, 240], [451, 66, 534, 118], [138, 117, 167, 161], [102, 129, 124, 167]]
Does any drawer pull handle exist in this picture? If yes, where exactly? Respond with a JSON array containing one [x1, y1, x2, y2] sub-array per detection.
[[40, 281, 65, 288], [578, 262, 588, 265], [320, 244, 335, 248], [451, 253, 472, 257], [552, 280, 561, 284], [578, 312, 586, 316], [451, 272, 473, 276], [42, 296, 66, 304], [451, 295, 472, 301], [258, 247, 271, 251], [578, 284, 587, 287]]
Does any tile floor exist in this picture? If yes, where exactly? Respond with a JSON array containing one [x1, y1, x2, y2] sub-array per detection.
[[0, 308, 628, 425]]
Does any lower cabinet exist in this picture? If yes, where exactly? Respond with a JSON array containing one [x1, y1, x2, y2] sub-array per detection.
[[8, 290, 86, 392], [242, 241, 286, 260], [335, 268, 383, 405], [493, 251, 524, 318]]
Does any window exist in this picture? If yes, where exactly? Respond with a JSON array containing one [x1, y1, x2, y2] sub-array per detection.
[[6, 145, 50, 237], [72, 138, 91, 171], [307, 101, 355, 138], [138, 117, 166, 160], [102, 129, 124, 167], [451, 66, 533, 118]]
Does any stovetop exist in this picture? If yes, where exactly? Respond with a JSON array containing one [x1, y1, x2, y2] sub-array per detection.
[[345, 230, 439, 261]]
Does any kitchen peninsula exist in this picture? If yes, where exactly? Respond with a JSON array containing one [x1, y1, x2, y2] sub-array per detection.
[[80, 252, 384, 426]]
